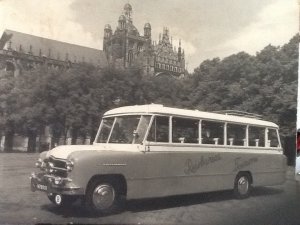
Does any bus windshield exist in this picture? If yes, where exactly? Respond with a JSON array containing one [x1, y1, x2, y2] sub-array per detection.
[[96, 115, 151, 144]]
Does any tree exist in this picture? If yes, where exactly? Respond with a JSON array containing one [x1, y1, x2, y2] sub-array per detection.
[[0, 34, 298, 152], [188, 34, 299, 137]]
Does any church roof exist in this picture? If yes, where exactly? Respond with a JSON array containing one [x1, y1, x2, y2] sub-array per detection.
[[126, 22, 139, 36], [0, 29, 107, 68]]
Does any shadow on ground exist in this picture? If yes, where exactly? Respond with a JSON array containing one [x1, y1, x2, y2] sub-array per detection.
[[40, 186, 284, 218]]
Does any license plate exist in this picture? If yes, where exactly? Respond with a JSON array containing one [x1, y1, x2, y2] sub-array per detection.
[[36, 183, 48, 191]]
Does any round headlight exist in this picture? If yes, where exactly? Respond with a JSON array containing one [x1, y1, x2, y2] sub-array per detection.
[[48, 162, 54, 173], [66, 160, 74, 172], [54, 177, 62, 185], [35, 158, 43, 168]]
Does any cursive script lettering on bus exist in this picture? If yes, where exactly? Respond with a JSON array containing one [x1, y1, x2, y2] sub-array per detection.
[[184, 154, 222, 175], [233, 157, 258, 172]]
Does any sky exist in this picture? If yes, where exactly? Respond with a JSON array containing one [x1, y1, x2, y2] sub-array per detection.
[[0, 0, 298, 72]]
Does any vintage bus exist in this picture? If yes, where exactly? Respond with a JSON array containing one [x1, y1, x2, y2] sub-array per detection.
[[30, 104, 286, 213]]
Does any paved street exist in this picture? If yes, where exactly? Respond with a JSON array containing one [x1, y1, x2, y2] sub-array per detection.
[[0, 153, 300, 225]]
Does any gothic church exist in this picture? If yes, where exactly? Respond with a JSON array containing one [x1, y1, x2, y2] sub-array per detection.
[[0, 3, 185, 78], [103, 3, 186, 77]]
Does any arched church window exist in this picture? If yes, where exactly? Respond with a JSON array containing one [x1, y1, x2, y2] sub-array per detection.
[[166, 65, 169, 70]]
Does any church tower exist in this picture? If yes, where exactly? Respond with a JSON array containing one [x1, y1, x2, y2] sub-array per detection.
[[144, 23, 151, 40], [103, 24, 112, 54], [124, 3, 133, 21], [102, 3, 185, 77]]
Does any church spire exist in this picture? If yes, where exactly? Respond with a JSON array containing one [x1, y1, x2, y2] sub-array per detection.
[[124, 3, 132, 21], [178, 39, 182, 62]]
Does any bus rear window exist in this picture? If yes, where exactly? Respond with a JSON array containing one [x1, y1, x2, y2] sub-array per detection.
[[268, 129, 280, 147]]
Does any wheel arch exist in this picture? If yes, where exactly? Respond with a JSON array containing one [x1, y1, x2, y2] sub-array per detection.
[[86, 174, 127, 197], [236, 171, 253, 184]]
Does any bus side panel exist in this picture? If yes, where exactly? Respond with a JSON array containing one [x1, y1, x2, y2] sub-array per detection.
[[252, 171, 286, 186], [252, 154, 286, 187], [126, 174, 235, 199], [126, 149, 235, 199], [125, 146, 286, 200]]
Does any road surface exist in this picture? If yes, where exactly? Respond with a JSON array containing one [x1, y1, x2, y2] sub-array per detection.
[[0, 153, 299, 225]]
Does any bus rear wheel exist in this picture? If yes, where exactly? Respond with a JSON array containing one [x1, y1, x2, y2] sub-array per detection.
[[234, 173, 251, 199]]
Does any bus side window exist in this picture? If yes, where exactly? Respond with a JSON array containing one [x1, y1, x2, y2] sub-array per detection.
[[268, 129, 280, 147], [201, 121, 224, 145], [227, 124, 246, 146], [172, 117, 198, 143], [248, 126, 265, 147], [147, 116, 169, 142]]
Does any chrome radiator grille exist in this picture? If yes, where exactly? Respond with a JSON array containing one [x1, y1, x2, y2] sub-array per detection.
[[44, 156, 67, 177]]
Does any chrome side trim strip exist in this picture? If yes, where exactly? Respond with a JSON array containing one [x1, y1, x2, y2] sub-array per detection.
[[102, 163, 127, 166]]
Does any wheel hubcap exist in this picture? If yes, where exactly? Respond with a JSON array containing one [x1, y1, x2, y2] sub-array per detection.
[[237, 176, 249, 195], [92, 184, 115, 210]]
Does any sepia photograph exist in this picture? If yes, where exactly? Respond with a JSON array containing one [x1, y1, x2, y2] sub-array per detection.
[[0, 0, 299, 224]]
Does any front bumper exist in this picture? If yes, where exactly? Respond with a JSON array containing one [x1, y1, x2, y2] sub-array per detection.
[[30, 172, 84, 195]]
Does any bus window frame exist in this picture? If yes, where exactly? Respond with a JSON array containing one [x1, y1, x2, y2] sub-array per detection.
[[171, 116, 200, 144], [226, 123, 248, 147], [146, 115, 171, 143], [201, 119, 226, 146], [98, 114, 282, 151]]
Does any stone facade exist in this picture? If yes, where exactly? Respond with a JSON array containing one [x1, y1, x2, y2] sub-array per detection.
[[0, 29, 108, 76], [0, 4, 186, 78], [103, 3, 186, 78], [0, 3, 187, 152]]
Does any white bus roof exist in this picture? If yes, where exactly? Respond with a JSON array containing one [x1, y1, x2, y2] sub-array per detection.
[[104, 104, 278, 128]]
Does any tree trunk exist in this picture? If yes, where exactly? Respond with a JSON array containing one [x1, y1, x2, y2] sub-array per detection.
[[50, 136, 59, 149], [4, 132, 14, 152], [71, 128, 78, 145], [27, 133, 37, 152]]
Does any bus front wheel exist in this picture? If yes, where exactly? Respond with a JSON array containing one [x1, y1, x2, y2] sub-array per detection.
[[234, 173, 251, 199], [85, 179, 121, 214]]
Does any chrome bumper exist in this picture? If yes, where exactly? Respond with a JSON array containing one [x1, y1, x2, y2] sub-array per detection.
[[30, 172, 84, 195]]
